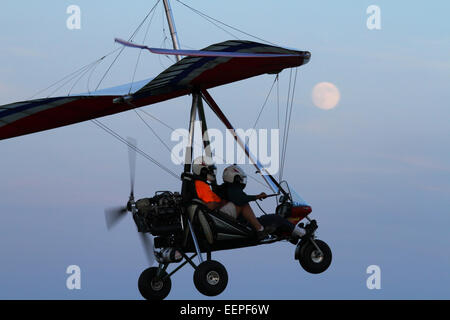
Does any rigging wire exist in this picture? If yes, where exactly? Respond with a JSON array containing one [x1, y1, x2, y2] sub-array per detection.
[[276, 75, 281, 181], [129, 0, 160, 94], [46, 62, 98, 98], [279, 68, 299, 180], [94, 49, 125, 92], [176, 1, 239, 40], [28, 50, 117, 99], [87, 57, 104, 94], [140, 108, 177, 131], [236, 74, 278, 164], [95, 0, 161, 92], [175, 0, 276, 45], [280, 68, 298, 179], [197, 16, 240, 40], [91, 118, 180, 181], [252, 75, 279, 130], [68, 59, 103, 96], [280, 69, 292, 179], [134, 109, 173, 154]]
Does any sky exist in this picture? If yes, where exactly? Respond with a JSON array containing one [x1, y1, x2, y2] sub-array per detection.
[[0, 0, 449, 299]]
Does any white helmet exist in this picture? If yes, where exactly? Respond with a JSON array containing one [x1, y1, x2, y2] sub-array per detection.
[[223, 165, 247, 186], [192, 156, 217, 181]]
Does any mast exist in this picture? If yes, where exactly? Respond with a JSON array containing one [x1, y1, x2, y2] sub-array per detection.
[[162, 0, 200, 175], [162, 0, 181, 62]]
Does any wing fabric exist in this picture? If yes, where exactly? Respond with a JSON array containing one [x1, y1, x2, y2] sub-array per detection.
[[133, 40, 310, 101], [0, 96, 121, 140], [0, 40, 310, 141], [0, 92, 187, 141]]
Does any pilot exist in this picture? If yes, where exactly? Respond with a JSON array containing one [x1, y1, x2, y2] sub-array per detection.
[[220, 165, 269, 238], [221, 165, 311, 242], [192, 156, 268, 239]]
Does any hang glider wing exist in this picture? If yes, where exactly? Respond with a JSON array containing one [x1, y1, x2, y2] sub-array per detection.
[[0, 40, 310, 141], [132, 40, 310, 101]]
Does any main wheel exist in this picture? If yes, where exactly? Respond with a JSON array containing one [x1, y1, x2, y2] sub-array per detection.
[[193, 260, 228, 296], [298, 239, 332, 274], [138, 267, 172, 300]]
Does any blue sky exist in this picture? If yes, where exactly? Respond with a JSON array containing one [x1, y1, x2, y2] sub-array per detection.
[[0, 0, 449, 299]]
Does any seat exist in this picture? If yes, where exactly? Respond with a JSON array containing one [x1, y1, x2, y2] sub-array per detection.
[[181, 173, 215, 245], [181, 173, 252, 245], [187, 201, 215, 244]]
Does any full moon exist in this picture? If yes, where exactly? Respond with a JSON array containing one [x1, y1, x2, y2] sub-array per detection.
[[312, 82, 340, 110]]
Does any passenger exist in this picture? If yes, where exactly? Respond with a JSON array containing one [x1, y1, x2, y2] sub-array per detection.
[[221, 165, 312, 242], [220, 165, 268, 239], [192, 157, 266, 238]]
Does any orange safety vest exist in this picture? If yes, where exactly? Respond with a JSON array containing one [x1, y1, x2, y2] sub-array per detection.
[[195, 180, 221, 203]]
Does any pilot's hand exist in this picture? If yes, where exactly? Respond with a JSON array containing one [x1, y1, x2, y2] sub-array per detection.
[[257, 192, 268, 200]]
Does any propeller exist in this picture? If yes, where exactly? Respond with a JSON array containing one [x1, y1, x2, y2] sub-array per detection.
[[104, 137, 136, 230], [104, 206, 128, 230], [104, 137, 155, 266], [127, 136, 137, 198], [139, 233, 155, 266]]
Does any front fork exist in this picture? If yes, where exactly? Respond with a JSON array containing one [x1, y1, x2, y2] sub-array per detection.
[[295, 219, 323, 259], [156, 263, 169, 279]]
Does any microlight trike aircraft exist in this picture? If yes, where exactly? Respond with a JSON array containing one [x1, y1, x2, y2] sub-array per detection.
[[0, 0, 332, 300]]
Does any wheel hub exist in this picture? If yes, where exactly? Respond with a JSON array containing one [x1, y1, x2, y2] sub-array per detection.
[[206, 271, 220, 286], [151, 278, 164, 291], [311, 250, 324, 263]]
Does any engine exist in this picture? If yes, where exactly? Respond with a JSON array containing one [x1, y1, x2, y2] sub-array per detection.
[[133, 191, 184, 236]]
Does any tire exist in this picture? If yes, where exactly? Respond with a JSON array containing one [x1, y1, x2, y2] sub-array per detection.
[[193, 260, 228, 296], [138, 267, 171, 300], [298, 239, 332, 274]]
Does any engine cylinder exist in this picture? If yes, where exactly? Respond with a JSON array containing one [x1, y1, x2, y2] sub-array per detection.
[[155, 248, 183, 263]]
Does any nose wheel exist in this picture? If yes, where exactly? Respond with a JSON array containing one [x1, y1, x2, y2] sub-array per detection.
[[296, 239, 332, 274], [193, 260, 228, 296]]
